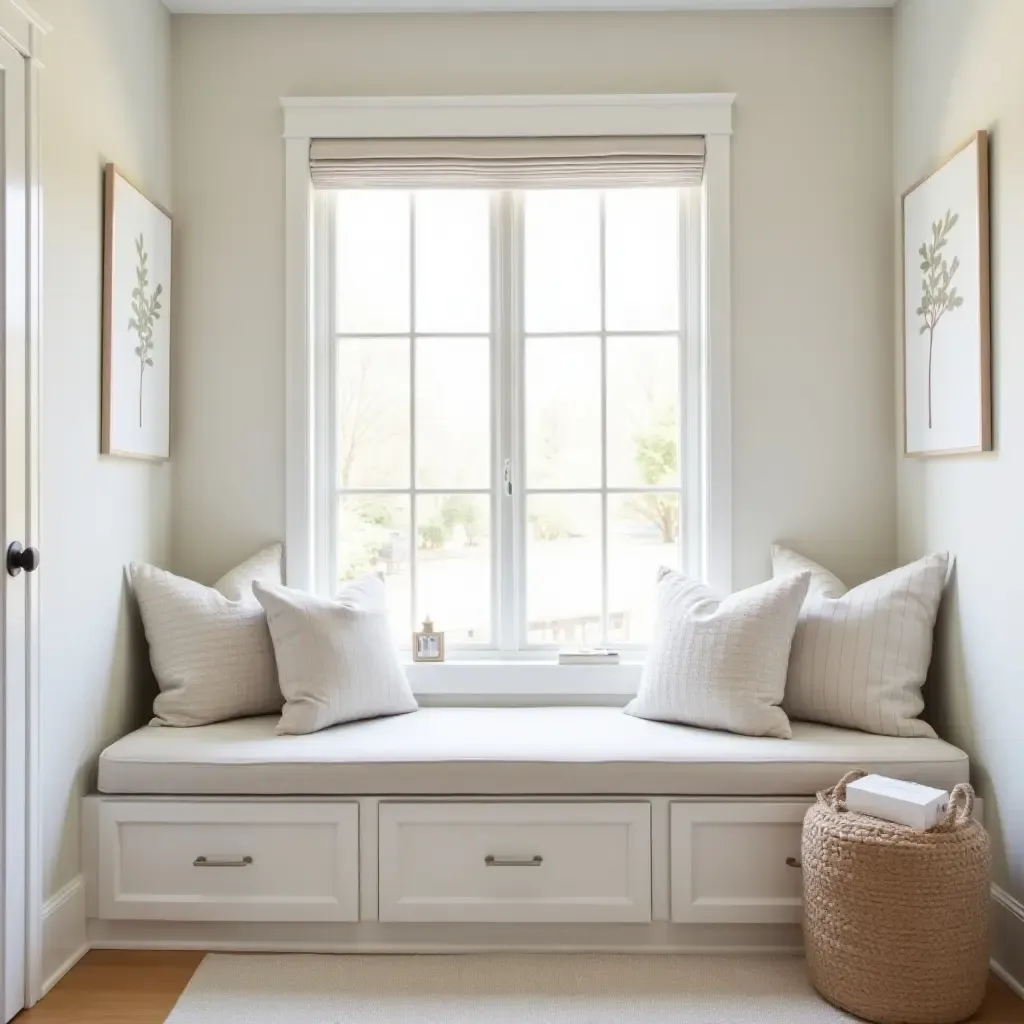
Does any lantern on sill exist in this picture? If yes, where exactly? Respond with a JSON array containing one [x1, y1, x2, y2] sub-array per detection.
[[412, 617, 445, 663]]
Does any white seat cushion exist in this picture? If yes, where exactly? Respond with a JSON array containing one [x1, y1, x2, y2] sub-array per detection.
[[98, 707, 968, 797]]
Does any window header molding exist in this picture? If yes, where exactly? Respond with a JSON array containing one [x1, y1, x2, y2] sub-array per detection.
[[281, 93, 735, 142]]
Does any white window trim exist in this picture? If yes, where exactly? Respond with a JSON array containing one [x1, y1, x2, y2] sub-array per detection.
[[282, 93, 734, 698]]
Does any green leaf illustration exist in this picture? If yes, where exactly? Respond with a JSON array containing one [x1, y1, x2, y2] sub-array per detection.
[[126, 232, 164, 429], [916, 208, 965, 431]]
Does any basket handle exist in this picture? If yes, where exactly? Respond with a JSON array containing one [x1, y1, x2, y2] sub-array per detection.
[[821, 769, 867, 811], [942, 783, 975, 827]]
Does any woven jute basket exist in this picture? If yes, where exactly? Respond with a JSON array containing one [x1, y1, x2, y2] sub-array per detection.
[[802, 769, 991, 1024]]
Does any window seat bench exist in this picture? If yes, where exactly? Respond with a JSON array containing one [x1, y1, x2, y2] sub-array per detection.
[[84, 707, 970, 955], [98, 705, 969, 797]]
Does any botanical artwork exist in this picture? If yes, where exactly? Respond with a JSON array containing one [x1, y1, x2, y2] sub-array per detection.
[[128, 234, 164, 429], [916, 211, 963, 430], [903, 132, 990, 455], [102, 166, 172, 459]]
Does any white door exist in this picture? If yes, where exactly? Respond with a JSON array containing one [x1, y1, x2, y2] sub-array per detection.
[[0, 33, 31, 1023]]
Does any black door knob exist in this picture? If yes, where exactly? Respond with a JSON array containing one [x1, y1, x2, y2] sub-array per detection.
[[7, 542, 40, 577]]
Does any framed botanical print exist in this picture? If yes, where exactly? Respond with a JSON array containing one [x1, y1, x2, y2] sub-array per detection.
[[902, 131, 991, 456], [102, 164, 172, 460]]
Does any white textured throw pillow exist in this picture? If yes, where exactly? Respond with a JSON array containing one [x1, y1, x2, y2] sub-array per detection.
[[130, 544, 284, 727], [253, 575, 418, 736], [772, 545, 949, 737], [213, 542, 283, 601], [625, 568, 811, 739]]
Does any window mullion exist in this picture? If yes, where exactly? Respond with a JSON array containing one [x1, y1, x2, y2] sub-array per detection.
[[599, 192, 609, 647], [495, 191, 518, 653], [408, 193, 417, 636]]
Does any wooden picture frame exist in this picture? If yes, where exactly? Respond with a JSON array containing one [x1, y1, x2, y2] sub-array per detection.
[[901, 131, 991, 457], [102, 164, 173, 460]]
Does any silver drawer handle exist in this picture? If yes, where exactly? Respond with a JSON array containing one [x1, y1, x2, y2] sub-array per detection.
[[485, 854, 543, 868], [193, 855, 253, 868], [786, 857, 802, 869]]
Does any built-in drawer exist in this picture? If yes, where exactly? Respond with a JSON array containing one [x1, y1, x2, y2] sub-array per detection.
[[97, 801, 359, 922], [670, 800, 810, 924], [378, 802, 652, 923]]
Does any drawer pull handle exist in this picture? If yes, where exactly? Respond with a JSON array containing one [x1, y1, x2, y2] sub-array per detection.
[[786, 857, 802, 869], [485, 854, 543, 868], [193, 856, 253, 868]]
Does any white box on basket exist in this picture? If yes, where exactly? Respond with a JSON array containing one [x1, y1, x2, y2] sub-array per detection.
[[845, 774, 950, 830]]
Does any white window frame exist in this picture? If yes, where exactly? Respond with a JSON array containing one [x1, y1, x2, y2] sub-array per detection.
[[283, 94, 734, 698]]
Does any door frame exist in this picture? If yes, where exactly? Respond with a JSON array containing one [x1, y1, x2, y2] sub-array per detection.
[[0, 0, 47, 1012]]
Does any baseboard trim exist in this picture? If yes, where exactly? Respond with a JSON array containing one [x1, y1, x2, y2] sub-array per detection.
[[991, 884, 1024, 1000], [42, 875, 88, 996], [87, 918, 804, 956]]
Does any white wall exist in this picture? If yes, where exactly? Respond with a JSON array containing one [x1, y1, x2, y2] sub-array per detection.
[[170, 10, 895, 592], [894, 0, 1024, 982], [36, 0, 172, 906]]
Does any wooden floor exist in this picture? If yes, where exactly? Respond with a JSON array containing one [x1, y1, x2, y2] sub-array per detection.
[[16, 950, 1024, 1023]]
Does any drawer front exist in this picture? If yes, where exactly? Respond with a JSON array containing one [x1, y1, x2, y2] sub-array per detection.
[[98, 801, 359, 922], [670, 801, 810, 924], [379, 802, 651, 923]]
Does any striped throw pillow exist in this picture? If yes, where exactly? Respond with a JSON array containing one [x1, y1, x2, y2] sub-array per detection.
[[772, 546, 949, 737]]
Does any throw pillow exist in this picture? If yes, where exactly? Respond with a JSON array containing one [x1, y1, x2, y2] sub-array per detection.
[[625, 568, 811, 738], [772, 545, 949, 737], [213, 542, 282, 601], [253, 575, 418, 735], [130, 544, 284, 727]]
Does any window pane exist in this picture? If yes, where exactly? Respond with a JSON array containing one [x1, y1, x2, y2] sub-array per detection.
[[337, 337, 410, 489], [415, 337, 490, 489], [608, 494, 679, 645], [525, 336, 601, 488], [336, 191, 410, 333], [415, 191, 490, 334], [524, 190, 601, 333], [605, 189, 679, 331], [415, 494, 491, 645], [526, 494, 602, 646], [606, 335, 680, 488], [337, 495, 411, 640]]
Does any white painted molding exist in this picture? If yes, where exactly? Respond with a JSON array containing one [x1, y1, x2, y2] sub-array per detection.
[[282, 93, 734, 141], [88, 916, 803, 954], [283, 92, 735, 606], [991, 884, 1024, 1000], [42, 876, 88, 997], [165, 0, 895, 14]]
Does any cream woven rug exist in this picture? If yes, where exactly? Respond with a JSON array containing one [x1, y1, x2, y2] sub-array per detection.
[[165, 953, 860, 1022]]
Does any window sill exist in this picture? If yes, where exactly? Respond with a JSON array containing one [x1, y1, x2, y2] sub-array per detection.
[[402, 660, 643, 699]]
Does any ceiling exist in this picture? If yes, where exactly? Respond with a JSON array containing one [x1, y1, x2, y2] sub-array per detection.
[[163, 0, 895, 13]]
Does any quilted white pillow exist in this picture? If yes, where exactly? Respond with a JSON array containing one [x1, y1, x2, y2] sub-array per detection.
[[772, 545, 949, 737], [130, 544, 284, 727], [625, 568, 810, 739], [253, 575, 418, 735]]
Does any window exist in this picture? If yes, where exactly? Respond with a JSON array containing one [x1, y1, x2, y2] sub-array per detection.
[[317, 184, 697, 654], [285, 93, 735, 681]]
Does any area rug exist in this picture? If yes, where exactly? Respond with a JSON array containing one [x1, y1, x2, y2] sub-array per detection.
[[165, 953, 859, 1022]]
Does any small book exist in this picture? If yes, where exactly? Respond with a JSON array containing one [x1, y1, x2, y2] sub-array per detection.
[[845, 774, 950, 830], [558, 648, 620, 666]]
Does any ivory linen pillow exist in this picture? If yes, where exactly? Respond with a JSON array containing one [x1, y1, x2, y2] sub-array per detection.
[[253, 575, 418, 735], [772, 545, 949, 737], [625, 568, 811, 739], [130, 544, 284, 727]]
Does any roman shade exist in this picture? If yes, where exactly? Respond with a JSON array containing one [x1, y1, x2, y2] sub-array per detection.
[[309, 135, 706, 189]]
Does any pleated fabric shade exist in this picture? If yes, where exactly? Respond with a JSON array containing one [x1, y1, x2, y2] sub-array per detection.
[[309, 135, 705, 189]]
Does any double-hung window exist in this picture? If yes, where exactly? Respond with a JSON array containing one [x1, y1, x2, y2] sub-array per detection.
[[308, 132, 708, 659]]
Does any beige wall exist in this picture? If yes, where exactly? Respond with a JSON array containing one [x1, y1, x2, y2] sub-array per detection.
[[894, 0, 1024, 976], [36, 0, 173, 900], [170, 10, 895, 593]]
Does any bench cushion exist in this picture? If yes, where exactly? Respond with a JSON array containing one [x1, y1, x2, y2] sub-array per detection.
[[97, 706, 969, 797]]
